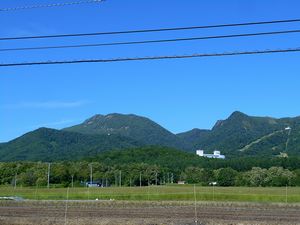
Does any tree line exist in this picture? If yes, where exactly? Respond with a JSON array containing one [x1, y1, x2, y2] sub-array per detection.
[[0, 161, 299, 187]]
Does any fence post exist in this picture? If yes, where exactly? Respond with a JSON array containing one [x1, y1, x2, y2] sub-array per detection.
[[285, 184, 288, 204], [64, 187, 69, 225], [194, 184, 198, 225]]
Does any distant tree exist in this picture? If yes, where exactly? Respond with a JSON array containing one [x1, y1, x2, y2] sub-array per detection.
[[243, 167, 268, 187], [264, 167, 295, 186], [183, 167, 214, 184], [182, 167, 202, 184], [19, 169, 36, 186], [215, 168, 238, 186], [292, 169, 300, 186]]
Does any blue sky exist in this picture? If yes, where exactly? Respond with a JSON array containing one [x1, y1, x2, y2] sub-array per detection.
[[1, 0, 300, 142]]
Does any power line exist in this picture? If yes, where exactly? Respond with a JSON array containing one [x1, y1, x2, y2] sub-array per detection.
[[1, 18, 300, 41], [0, 0, 105, 12], [1, 47, 299, 67], [1, 29, 300, 52]]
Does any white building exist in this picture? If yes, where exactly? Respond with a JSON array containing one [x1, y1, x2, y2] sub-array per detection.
[[86, 182, 101, 187], [196, 150, 225, 159], [177, 181, 186, 185]]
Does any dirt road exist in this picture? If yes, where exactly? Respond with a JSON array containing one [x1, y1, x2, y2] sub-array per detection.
[[0, 200, 299, 225]]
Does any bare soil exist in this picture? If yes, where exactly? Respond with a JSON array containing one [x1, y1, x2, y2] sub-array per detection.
[[0, 200, 299, 225]]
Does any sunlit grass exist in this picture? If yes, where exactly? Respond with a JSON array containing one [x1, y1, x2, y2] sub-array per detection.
[[1, 185, 300, 203]]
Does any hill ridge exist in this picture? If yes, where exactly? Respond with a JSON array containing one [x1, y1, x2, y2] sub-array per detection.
[[1, 111, 300, 161]]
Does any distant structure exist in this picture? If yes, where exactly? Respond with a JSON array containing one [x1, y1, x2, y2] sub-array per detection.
[[196, 150, 225, 159], [86, 182, 101, 187], [177, 181, 186, 185]]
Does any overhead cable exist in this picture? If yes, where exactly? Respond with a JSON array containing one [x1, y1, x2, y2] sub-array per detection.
[[1, 18, 300, 41], [1, 29, 300, 52], [0, 0, 104, 12], [1, 47, 299, 67]]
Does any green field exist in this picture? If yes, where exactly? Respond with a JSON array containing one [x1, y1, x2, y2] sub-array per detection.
[[1, 185, 300, 203]]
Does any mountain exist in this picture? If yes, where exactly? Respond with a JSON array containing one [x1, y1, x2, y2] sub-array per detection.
[[64, 113, 190, 150], [1, 111, 300, 162], [0, 128, 140, 161], [178, 111, 300, 157], [177, 128, 210, 147]]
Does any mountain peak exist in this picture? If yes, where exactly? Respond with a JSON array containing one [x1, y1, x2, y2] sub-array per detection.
[[213, 111, 248, 130], [83, 114, 103, 124], [229, 111, 248, 119], [64, 113, 190, 150], [84, 113, 140, 123]]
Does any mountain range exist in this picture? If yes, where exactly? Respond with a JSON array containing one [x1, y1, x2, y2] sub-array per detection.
[[0, 111, 299, 161]]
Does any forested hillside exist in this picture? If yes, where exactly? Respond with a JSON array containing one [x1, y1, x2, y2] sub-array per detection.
[[1, 147, 299, 187], [178, 111, 300, 157], [0, 128, 140, 161], [1, 112, 300, 161]]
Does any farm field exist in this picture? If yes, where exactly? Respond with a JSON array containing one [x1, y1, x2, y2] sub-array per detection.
[[0, 200, 300, 225], [1, 185, 300, 203], [1, 185, 300, 224]]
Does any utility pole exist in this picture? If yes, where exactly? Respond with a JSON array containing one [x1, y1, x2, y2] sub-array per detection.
[[140, 172, 142, 187], [155, 172, 158, 186], [71, 175, 74, 188], [14, 165, 19, 189], [14, 164, 20, 189], [89, 164, 93, 185], [47, 163, 51, 189], [14, 172, 17, 189], [119, 170, 122, 187]]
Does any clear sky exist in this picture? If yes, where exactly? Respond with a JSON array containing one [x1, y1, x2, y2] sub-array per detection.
[[1, 0, 300, 142]]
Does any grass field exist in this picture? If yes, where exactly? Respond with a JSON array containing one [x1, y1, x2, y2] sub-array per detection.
[[1, 185, 300, 203]]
